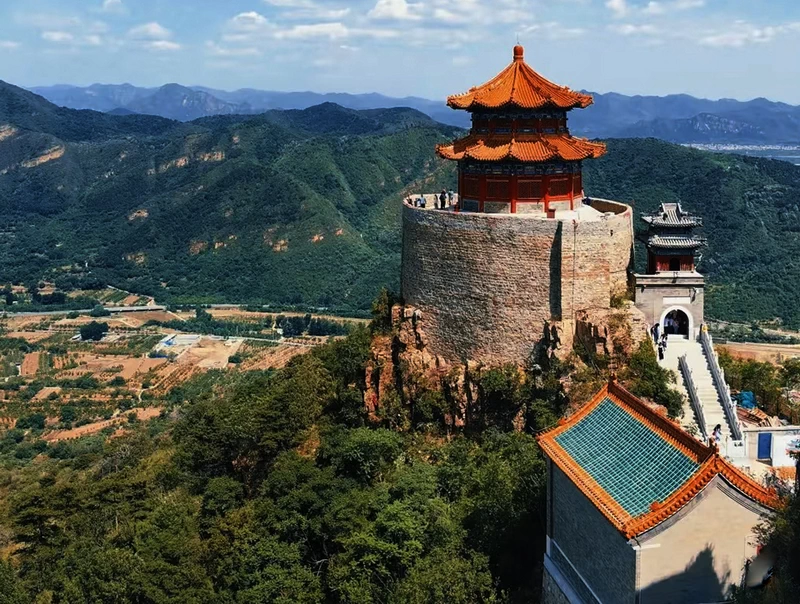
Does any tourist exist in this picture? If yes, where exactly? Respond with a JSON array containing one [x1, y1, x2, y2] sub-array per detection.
[[448, 189, 454, 205], [661, 333, 668, 350], [439, 189, 447, 209], [658, 341, 664, 361], [419, 195, 426, 208], [652, 322, 660, 342], [713, 424, 723, 444]]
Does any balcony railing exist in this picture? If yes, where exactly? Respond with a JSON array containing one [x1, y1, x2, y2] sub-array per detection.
[[700, 325, 743, 441], [679, 353, 708, 441]]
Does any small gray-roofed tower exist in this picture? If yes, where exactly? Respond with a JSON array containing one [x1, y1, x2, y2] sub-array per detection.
[[635, 203, 706, 339]]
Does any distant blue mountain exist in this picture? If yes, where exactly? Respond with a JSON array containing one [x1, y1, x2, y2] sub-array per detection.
[[28, 83, 800, 144]]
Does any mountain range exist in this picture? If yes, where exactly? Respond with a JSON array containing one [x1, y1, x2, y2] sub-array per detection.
[[30, 82, 800, 145], [3, 80, 800, 326]]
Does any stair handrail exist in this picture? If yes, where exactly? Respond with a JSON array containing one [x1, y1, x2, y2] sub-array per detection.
[[679, 353, 708, 441], [700, 325, 743, 441]]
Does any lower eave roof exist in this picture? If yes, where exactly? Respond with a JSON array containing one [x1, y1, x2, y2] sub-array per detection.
[[436, 133, 606, 163], [537, 380, 780, 539]]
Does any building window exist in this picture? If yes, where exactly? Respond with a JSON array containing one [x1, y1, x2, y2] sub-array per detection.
[[486, 178, 510, 200], [518, 178, 544, 200], [549, 177, 571, 198], [463, 176, 480, 198]]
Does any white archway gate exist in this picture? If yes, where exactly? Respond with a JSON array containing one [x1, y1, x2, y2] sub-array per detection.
[[659, 305, 694, 339]]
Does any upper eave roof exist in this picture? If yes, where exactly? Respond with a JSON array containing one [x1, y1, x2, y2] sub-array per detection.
[[642, 203, 703, 227], [536, 380, 781, 539], [446, 45, 594, 112]]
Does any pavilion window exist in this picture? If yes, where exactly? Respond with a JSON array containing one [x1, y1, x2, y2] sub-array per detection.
[[463, 176, 480, 198], [486, 178, 510, 200], [548, 177, 571, 198], [518, 178, 544, 200]]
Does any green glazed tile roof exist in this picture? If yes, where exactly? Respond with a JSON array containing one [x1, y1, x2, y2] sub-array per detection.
[[554, 398, 700, 517]]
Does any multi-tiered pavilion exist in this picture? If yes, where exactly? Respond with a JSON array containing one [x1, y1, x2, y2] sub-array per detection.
[[437, 45, 606, 214], [400, 46, 634, 366], [635, 203, 707, 338]]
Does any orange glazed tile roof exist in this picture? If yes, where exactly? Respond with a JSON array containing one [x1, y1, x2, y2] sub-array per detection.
[[537, 380, 781, 539], [447, 45, 594, 111], [436, 133, 606, 163]]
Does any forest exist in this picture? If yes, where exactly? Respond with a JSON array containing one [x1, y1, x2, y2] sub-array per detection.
[[0, 294, 731, 604]]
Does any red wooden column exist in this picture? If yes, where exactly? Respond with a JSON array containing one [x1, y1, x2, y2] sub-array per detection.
[[569, 174, 575, 211], [510, 174, 518, 214], [458, 171, 464, 212], [479, 174, 487, 212], [543, 175, 550, 213]]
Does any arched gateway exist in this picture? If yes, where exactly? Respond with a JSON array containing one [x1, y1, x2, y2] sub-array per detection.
[[661, 307, 692, 337]]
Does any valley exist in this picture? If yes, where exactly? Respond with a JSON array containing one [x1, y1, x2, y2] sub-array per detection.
[[0, 303, 361, 445]]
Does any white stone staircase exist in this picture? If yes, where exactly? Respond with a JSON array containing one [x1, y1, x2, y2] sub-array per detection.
[[660, 336, 733, 443]]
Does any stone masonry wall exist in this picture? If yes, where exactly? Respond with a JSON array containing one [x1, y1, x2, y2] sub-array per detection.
[[401, 200, 633, 365], [551, 466, 637, 604]]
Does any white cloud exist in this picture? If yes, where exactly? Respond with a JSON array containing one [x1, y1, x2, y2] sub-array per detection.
[[275, 22, 350, 39], [127, 22, 180, 51], [143, 40, 181, 51], [699, 22, 780, 48], [205, 42, 261, 57], [368, 0, 423, 21], [610, 23, 658, 35], [264, 0, 315, 6], [128, 22, 172, 40], [264, 0, 349, 19], [0, 41, 20, 50], [643, 1, 665, 15], [432, 8, 469, 24], [605, 0, 628, 18], [229, 12, 272, 33], [522, 21, 585, 39], [42, 31, 75, 43], [643, 0, 703, 15], [101, 0, 126, 14]]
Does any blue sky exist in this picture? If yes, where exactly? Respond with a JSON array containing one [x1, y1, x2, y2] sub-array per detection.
[[1, 0, 800, 102]]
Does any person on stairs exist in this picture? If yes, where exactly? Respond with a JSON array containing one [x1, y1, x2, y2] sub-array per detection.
[[713, 424, 722, 445]]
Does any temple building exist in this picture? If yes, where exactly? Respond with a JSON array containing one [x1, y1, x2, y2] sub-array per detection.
[[436, 44, 606, 214], [634, 203, 706, 339], [537, 379, 779, 604], [400, 46, 635, 365]]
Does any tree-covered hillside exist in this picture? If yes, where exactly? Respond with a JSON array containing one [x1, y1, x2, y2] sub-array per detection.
[[585, 139, 800, 326], [3, 82, 800, 326], [0, 83, 457, 311]]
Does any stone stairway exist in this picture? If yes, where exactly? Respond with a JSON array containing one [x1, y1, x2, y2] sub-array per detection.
[[659, 335, 733, 442]]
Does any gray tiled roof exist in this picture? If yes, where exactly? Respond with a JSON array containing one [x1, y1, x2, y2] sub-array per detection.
[[648, 235, 705, 249], [643, 203, 702, 227]]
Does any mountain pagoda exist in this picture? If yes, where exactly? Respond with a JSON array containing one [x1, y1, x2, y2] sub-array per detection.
[[634, 202, 707, 338], [437, 45, 605, 214]]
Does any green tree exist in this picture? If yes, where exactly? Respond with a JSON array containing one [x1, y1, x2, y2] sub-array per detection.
[[79, 321, 108, 342], [624, 341, 684, 418], [0, 559, 26, 604], [89, 305, 111, 317]]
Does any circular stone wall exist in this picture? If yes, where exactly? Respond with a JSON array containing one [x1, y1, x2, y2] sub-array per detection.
[[400, 199, 633, 364]]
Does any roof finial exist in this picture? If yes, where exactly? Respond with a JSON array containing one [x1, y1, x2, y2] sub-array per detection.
[[513, 43, 524, 62]]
